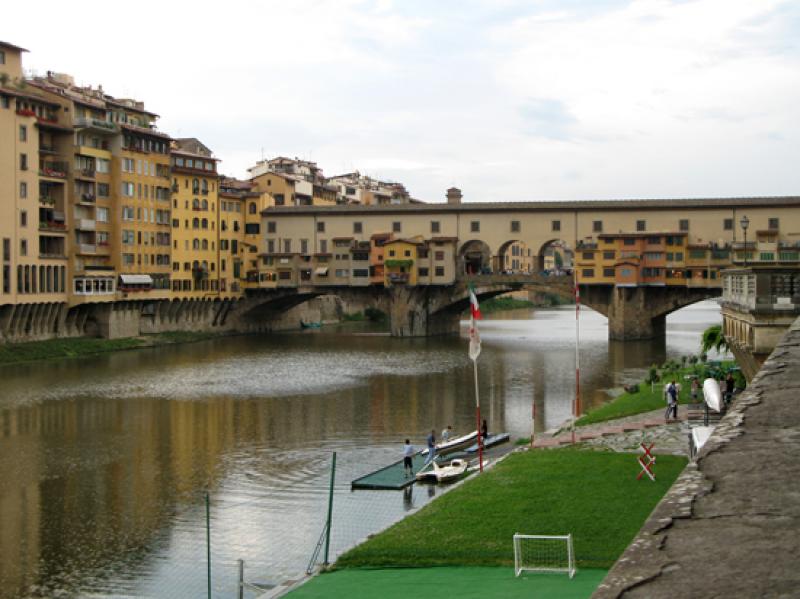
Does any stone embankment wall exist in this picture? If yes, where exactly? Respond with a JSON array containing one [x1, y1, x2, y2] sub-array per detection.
[[0, 294, 360, 343], [592, 314, 800, 598]]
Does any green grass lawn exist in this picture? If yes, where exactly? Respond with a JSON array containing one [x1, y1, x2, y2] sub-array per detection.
[[287, 567, 609, 599], [575, 361, 742, 426], [337, 448, 687, 570]]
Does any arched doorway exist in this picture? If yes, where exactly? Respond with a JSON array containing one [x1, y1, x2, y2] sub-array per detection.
[[458, 240, 492, 275], [496, 240, 535, 274]]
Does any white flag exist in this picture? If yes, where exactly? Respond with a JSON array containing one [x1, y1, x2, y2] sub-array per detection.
[[469, 318, 481, 361]]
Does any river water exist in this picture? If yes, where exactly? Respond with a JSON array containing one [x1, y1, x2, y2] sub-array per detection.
[[0, 301, 721, 598]]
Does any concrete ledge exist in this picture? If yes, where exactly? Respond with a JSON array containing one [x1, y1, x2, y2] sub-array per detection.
[[593, 315, 800, 598]]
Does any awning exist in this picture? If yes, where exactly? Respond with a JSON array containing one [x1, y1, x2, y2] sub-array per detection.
[[314, 267, 329, 276], [120, 274, 153, 285]]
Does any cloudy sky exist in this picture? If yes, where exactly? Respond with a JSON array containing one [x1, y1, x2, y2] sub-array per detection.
[[5, 0, 799, 202]]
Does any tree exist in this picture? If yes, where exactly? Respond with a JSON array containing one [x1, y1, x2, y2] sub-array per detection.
[[701, 324, 729, 355]]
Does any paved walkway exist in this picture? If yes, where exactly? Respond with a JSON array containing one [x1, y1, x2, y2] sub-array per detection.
[[532, 409, 690, 455]]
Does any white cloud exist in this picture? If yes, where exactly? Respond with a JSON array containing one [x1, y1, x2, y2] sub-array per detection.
[[5, 0, 799, 201]]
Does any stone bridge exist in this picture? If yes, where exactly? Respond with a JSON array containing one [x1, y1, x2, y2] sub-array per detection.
[[232, 274, 721, 339]]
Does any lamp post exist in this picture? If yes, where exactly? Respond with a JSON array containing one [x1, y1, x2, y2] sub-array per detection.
[[740, 215, 750, 267]]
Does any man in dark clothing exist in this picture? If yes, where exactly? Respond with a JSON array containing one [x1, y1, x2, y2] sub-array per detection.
[[665, 381, 678, 421], [424, 430, 436, 465]]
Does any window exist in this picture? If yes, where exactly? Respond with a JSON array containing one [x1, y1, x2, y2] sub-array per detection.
[[353, 222, 363, 234], [319, 240, 327, 253], [435, 266, 445, 277], [19, 153, 27, 170], [470, 221, 480, 233], [19, 125, 27, 142], [274, 193, 285, 205], [300, 239, 308, 254], [20, 239, 27, 256], [404, 250, 411, 257], [267, 221, 277, 234], [121, 182, 135, 197], [592, 220, 602, 232], [393, 221, 401, 233], [552, 220, 561, 232], [97, 183, 109, 197], [388, 249, 396, 257], [769, 217, 779, 230], [603, 267, 615, 277], [582, 268, 594, 277], [511, 220, 520, 233], [122, 230, 135, 244], [636, 220, 646, 232], [623, 238, 636, 246], [122, 206, 134, 221], [245, 223, 260, 235], [431, 221, 440, 234], [249, 202, 257, 214], [603, 251, 615, 259], [97, 159, 109, 174], [19, 182, 27, 199], [0, 51, 4, 64], [266, 240, 275, 253], [582, 251, 594, 260], [418, 267, 429, 277], [317, 221, 325, 233], [679, 219, 689, 231], [435, 251, 445, 261], [20, 210, 26, 227], [723, 218, 733, 231]]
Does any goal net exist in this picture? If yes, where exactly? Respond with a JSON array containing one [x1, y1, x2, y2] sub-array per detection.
[[513, 533, 576, 578]]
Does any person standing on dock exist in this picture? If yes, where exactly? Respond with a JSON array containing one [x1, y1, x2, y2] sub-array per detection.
[[481, 419, 488, 440], [403, 439, 415, 477], [441, 425, 453, 442], [425, 430, 437, 465]]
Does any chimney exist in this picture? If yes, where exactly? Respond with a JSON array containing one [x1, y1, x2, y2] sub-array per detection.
[[446, 187, 462, 205]]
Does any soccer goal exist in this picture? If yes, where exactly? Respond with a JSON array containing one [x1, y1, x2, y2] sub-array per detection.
[[513, 533, 576, 578]]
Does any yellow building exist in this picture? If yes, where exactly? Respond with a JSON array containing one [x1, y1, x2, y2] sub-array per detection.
[[249, 156, 337, 207], [1, 41, 70, 309], [169, 138, 220, 296], [219, 176, 253, 294], [383, 239, 420, 286]]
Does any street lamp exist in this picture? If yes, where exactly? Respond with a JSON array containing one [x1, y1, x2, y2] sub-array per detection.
[[740, 215, 750, 267]]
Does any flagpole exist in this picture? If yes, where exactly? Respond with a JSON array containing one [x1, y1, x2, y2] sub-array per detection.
[[572, 270, 581, 444], [473, 348, 483, 472], [468, 286, 484, 472]]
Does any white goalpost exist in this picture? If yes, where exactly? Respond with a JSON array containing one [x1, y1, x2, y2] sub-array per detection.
[[513, 533, 576, 578]]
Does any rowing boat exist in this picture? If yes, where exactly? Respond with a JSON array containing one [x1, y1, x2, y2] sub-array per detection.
[[416, 458, 469, 483], [465, 432, 510, 453], [421, 430, 478, 456], [703, 378, 723, 412]]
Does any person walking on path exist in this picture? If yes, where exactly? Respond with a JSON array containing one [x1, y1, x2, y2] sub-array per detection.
[[424, 430, 437, 465], [691, 378, 700, 403], [403, 439, 415, 477], [665, 380, 679, 422], [724, 372, 735, 405]]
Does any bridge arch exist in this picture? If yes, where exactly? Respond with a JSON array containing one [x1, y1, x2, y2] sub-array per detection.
[[495, 239, 534, 274], [536, 238, 574, 274]]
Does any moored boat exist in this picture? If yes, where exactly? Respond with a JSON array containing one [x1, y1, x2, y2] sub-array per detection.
[[415, 458, 469, 483], [703, 378, 723, 412], [420, 430, 478, 456]]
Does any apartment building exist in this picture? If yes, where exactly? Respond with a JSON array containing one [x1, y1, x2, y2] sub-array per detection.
[[1, 41, 70, 306], [328, 171, 414, 205], [170, 138, 220, 296], [249, 156, 337, 207], [218, 176, 253, 293]]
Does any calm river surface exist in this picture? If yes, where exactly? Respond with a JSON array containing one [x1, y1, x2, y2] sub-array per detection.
[[0, 301, 721, 598]]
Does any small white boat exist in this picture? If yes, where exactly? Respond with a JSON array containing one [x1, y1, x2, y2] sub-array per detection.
[[703, 378, 723, 412], [420, 430, 478, 456], [416, 458, 469, 483]]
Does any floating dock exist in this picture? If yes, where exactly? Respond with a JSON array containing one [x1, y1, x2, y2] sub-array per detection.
[[351, 453, 434, 490], [465, 433, 510, 453]]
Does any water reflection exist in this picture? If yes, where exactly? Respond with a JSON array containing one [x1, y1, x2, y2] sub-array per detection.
[[0, 301, 721, 598]]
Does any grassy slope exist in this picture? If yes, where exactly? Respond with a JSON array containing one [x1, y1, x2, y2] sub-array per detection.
[[576, 361, 740, 426], [337, 448, 686, 570], [0, 331, 223, 365]]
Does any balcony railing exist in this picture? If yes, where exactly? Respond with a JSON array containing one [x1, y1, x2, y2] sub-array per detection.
[[76, 219, 96, 231], [77, 168, 96, 179], [39, 221, 67, 232], [39, 196, 56, 205], [78, 244, 97, 254], [74, 117, 118, 132], [39, 165, 68, 179]]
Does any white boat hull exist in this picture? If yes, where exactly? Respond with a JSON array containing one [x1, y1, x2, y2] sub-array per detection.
[[703, 378, 723, 412]]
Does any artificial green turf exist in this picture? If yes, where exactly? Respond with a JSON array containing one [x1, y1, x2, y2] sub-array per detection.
[[287, 567, 608, 599], [337, 448, 687, 570]]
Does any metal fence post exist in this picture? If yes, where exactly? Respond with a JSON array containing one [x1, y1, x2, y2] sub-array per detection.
[[206, 492, 211, 599], [237, 559, 244, 599], [323, 452, 336, 566]]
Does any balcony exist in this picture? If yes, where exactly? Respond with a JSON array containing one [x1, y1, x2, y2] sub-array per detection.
[[76, 219, 96, 231], [75, 168, 96, 180], [39, 221, 68, 233], [74, 117, 118, 133], [387, 272, 410, 284], [77, 193, 96, 204], [39, 163, 68, 179], [39, 196, 56, 206], [77, 243, 97, 255]]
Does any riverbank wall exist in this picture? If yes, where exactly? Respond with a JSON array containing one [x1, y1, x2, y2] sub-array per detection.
[[593, 314, 800, 598]]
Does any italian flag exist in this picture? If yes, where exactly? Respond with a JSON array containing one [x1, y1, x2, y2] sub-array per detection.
[[469, 288, 482, 320]]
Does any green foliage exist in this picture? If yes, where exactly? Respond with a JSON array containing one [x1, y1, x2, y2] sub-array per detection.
[[644, 364, 660, 385], [479, 296, 535, 313], [337, 449, 687, 570], [342, 312, 366, 322], [364, 307, 387, 322], [384, 259, 413, 268], [701, 324, 728, 355]]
